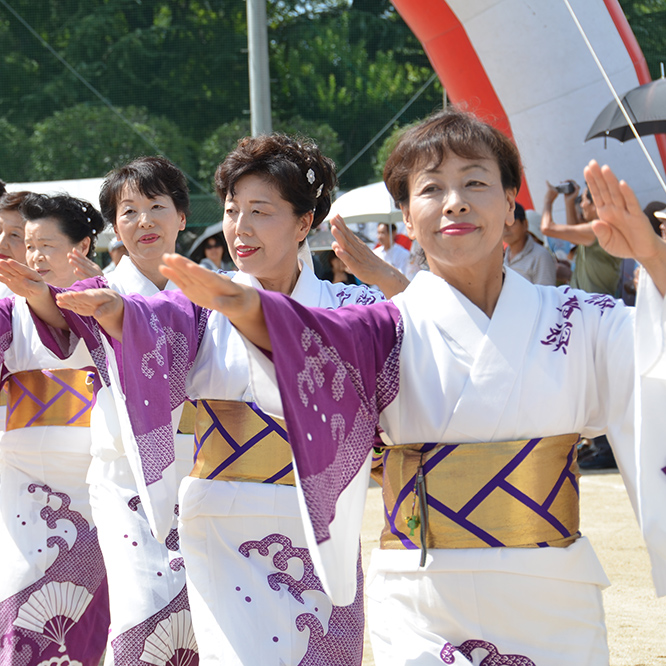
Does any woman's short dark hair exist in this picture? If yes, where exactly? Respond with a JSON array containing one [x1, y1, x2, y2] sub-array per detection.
[[0, 191, 32, 213], [214, 134, 337, 230], [99, 156, 190, 227], [19, 193, 106, 258], [384, 108, 522, 205]]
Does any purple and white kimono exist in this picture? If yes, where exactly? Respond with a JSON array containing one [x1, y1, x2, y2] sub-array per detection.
[[239, 267, 666, 665], [52, 264, 382, 665], [38, 255, 198, 666], [0, 296, 109, 666]]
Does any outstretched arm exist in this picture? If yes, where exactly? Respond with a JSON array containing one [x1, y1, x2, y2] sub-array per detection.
[[0, 259, 67, 329], [330, 215, 409, 298], [55, 289, 126, 341], [159, 253, 271, 350], [584, 160, 666, 296]]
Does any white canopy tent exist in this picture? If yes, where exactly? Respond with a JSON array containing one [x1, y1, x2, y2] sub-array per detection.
[[5, 177, 117, 250]]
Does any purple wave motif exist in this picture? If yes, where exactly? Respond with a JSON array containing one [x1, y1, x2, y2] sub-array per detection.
[[297, 317, 403, 545], [6, 370, 95, 427], [127, 496, 185, 572], [110, 585, 198, 666], [441, 640, 536, 665], [193, 401, 293, 484], [386, 439, 579, 549], [0, 485, 109, 666], [239, 533, 364, 665]]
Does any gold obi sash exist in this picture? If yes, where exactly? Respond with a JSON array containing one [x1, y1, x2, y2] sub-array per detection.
[[5, 369, 95, 430], [177, 400, 197, 435], [190, 400, 295, 485], [379, 434, 581, 560]]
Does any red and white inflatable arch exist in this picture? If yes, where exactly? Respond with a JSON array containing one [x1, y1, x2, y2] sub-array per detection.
[[392, 0, 666, 210]]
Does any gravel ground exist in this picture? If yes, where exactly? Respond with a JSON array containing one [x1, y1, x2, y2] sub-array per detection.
[[360, 471, 666, 666]]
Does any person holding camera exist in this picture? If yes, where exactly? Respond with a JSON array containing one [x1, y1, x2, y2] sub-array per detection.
[[540, 179, 621, 296]]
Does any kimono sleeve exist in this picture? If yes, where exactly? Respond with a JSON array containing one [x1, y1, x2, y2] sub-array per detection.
[[29, 277, 110, 384], [110, 289, 207, 542], [248, 291, 403, 605], [633, 270, 666, 596]]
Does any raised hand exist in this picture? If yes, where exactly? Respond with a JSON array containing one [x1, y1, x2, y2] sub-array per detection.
[[69, 249, 104, 279], [330, 215, 408, 298], [585, 160, 666, 295], [160, 254, 270, 350], [0, 258, 49, 300], [56, 289, 125, 341]]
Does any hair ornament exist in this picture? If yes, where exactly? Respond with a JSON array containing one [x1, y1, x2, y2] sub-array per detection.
[[315, 184, 323, 198], [306, 168, 315, 185]]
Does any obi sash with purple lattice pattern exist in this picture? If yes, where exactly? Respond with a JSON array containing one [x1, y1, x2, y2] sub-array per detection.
[[190, 400, 295, 485], [5, 368, 96, 430], [379, 434, 581, 556]]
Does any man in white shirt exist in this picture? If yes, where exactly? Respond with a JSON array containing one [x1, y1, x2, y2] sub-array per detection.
[[373, 222, 411, 276]]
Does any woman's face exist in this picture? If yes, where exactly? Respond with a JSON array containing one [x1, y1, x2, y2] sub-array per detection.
[[401, 152, 515, 281], [114, 185, 186, 268], [0, 209, 27, 263], [203, 238, 224, 267], [223, 174, 312, 292], [24, 217, 90, 288]]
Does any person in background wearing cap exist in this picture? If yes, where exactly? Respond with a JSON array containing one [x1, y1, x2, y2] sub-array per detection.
[[503, 202, 556, 285], [103, 236, 128, 274]]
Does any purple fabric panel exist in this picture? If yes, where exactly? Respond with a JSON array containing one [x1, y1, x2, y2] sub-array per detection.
[[258, 291, 402, 543], [0, 297, 13, 386], [116, 290, 203, 485]]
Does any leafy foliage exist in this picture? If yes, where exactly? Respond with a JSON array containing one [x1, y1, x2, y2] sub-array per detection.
[[28, 103, 196, 180]]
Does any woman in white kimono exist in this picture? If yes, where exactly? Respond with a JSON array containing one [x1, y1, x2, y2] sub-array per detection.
[[0, 158, 199, 665], [0, 193, 109, 665], [75, 156, 198, 666], [60, 109, 666, 665], [2, 136, 394, 665]]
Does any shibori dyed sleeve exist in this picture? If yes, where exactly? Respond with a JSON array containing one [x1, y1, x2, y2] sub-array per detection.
[[109, 289, 207, 543], [250, 291, 403, 605], [30, 277, 111, 385]]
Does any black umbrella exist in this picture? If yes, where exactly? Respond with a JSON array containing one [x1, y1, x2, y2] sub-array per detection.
[[187, 221, 225, 262], [585, 77, 666, 143]]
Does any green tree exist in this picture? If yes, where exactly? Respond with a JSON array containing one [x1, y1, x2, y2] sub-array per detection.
[[0, 119, 30, 181], [198, 116, 343, 184], [27, 103, 196, 180], [619, 0, 666, 79]]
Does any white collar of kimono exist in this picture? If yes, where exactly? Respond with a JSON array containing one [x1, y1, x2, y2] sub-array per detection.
[[232, 259, 323, 307], [110, 254, 179, 294], [394, 268, 541, 439]]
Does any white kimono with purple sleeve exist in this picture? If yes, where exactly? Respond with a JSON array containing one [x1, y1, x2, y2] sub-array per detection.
[[53, 264, 383, 665], [244, 268, 666, 665], [0, 296, 109, 666], [36, 255, 198, 666]]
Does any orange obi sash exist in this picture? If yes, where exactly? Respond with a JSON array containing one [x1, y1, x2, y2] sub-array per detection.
[[5, 369, 95, 430], [190, 400, 295, 485], [378, 434, 581, 562]]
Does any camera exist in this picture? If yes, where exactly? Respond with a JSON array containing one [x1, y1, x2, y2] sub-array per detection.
[[554, 181, 575, 195]]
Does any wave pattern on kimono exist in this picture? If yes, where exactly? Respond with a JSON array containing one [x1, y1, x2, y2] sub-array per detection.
[[0, 296, 109, 666], [31, 258, 199, 666], [97, 266, 380, 665]]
